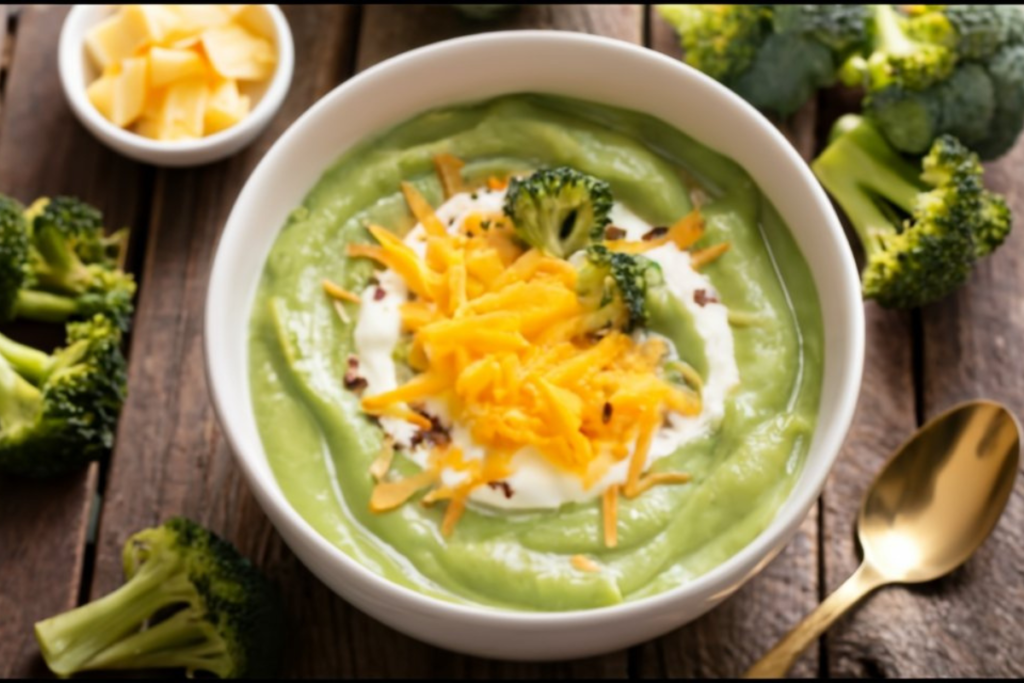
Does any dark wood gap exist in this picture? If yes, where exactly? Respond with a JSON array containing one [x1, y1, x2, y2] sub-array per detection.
[[910, 308, 926, 427]]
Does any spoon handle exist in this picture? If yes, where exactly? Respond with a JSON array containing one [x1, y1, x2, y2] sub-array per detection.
[[744, 562, 885, 678]]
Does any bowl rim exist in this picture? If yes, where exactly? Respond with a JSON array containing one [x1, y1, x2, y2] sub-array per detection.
[[206, 29, 865, 626], [58, 4, 295, 154]]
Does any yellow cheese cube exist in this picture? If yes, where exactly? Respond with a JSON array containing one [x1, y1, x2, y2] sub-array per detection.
[[111, 56, 148, 127], [122, 4, 181, 43], [171, 4, 236, 33], [85, 12, 147, 69], [86, 75, 117, 122], [204, 79, 250, 134], [148, 46, 208, 88], [201, 24, 275, 81], [159, 79, 209, 138]]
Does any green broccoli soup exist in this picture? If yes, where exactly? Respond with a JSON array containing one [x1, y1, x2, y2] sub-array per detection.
[[248, 93, 824, 610]]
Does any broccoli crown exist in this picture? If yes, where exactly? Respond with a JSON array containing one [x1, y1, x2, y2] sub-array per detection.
[[657, 4, 768, 83], [904, 4, 1009, 61], [31, 196, 104, 242], [660, 5, 868, 117], [0, 195, 28, 321], [771, 4, 870, 54], [731, 32, 837, 118], [34, 517, 284, 679], [855, 6, 1024, 160], [812, 115, 1011, 309], [503, 167, 612, 259], [0, 315, 127, 477], [861, 4, 956, 92], [577, 244, 664, 333]]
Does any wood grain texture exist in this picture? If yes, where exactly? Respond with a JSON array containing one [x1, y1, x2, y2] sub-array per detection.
[[88, 5, 359, 680], [357, 4, 641, 69], [641, 8, 821, 677], [0, 6, 148, 677]]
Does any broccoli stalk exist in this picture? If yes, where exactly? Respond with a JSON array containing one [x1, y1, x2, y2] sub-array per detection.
[[0, 315, 127, 477], [34, 517, 284, 679], [812, 115, 1011, 309]]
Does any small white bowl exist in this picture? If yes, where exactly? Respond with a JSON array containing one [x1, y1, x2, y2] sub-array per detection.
[[58, 5, 294, 167], [206, 32, 865, 660]]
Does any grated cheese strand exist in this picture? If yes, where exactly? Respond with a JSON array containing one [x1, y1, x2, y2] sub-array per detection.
[[603, 485, 619, 548]]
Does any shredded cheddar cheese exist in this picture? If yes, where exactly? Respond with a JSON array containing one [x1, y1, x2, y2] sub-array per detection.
[[571, 555, 602, 573], [347, 160, 716, 543], [322, 279, 362, 304]]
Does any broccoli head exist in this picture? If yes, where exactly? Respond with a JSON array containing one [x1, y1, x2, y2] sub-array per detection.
[[812, 115, 1011, 309], [850, 5, 1024, 160], [903, 4, 1010, 61], [503, 167, 612, 259], [35, 517, 285, 678], [771, 4, 870, 54], [0, 315, 127, 477], [658, 5, 868, 117], [576, 244, 664, 333], [0, 195, 28, 322], [657, 5, 768, 83], [2, 196, 138, 331]]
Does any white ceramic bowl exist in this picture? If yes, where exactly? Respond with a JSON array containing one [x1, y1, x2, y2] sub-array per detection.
[[58, 5, 294, 167], [206, 32, 865, 661]]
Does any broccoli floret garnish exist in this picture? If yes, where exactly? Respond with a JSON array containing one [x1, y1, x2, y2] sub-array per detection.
[[34, 517, 284, 678], [972, 44, 1024, 160], [0, 196, 29, 322], [1, 196, 138, 331], [812, 115, 1011, 309], [503, 167, 612, 258], [658, 5, 868, 117], [0, 315, 127, 477], [576, 244, 664, 333]]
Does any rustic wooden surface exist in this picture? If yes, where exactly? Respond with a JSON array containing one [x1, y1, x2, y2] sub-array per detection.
[[0, 5, 1021, 679]]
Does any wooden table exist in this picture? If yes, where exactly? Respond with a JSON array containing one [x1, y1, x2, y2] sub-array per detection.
[[1, 6, 1021, 678]]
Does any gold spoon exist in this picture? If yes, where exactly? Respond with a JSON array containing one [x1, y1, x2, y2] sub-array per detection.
[[745, 399, 1020, 678]]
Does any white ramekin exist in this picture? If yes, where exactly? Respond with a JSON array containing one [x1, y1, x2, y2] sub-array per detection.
[[205, 31, 865, 661], [59, 5, 294, 167]]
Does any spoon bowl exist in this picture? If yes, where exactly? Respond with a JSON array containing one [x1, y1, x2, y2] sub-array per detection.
[[747, 399, 1020, 678], [858, 400, 1020, 583]]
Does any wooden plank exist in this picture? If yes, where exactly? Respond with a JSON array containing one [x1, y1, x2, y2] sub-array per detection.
[[87, 6, 363, 680], [637, 9, 822, 678], [824, 142, 1024, 678], [0, 5, 151, 677]]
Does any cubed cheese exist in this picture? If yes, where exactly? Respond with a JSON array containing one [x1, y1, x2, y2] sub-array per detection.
[[86, 75, 117, 122], [110, 57, 148, 127], [201, 24, 275, 81], [160, 79, 209, 138], [204, 79, 250, 134], [148, 46, 208, 88]]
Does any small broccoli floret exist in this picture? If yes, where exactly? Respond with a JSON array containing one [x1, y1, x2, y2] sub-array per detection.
[[731, 32, 837, 118], [903, 4, 1009, 61], [972, 44, 1024, 159], [771, 4, 870, 54], [35, 517, 284, 678], [657, 5, 767, 83], [576, 244, 664, 333], [7, 196, 137, 331], [860, 4, 956, 92], [0, 196, 29, 322], [812, 115, 1011, 309], [659, 5, 867, 117], [0, 315, 127, 477], [503, 167, 612, 258]]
